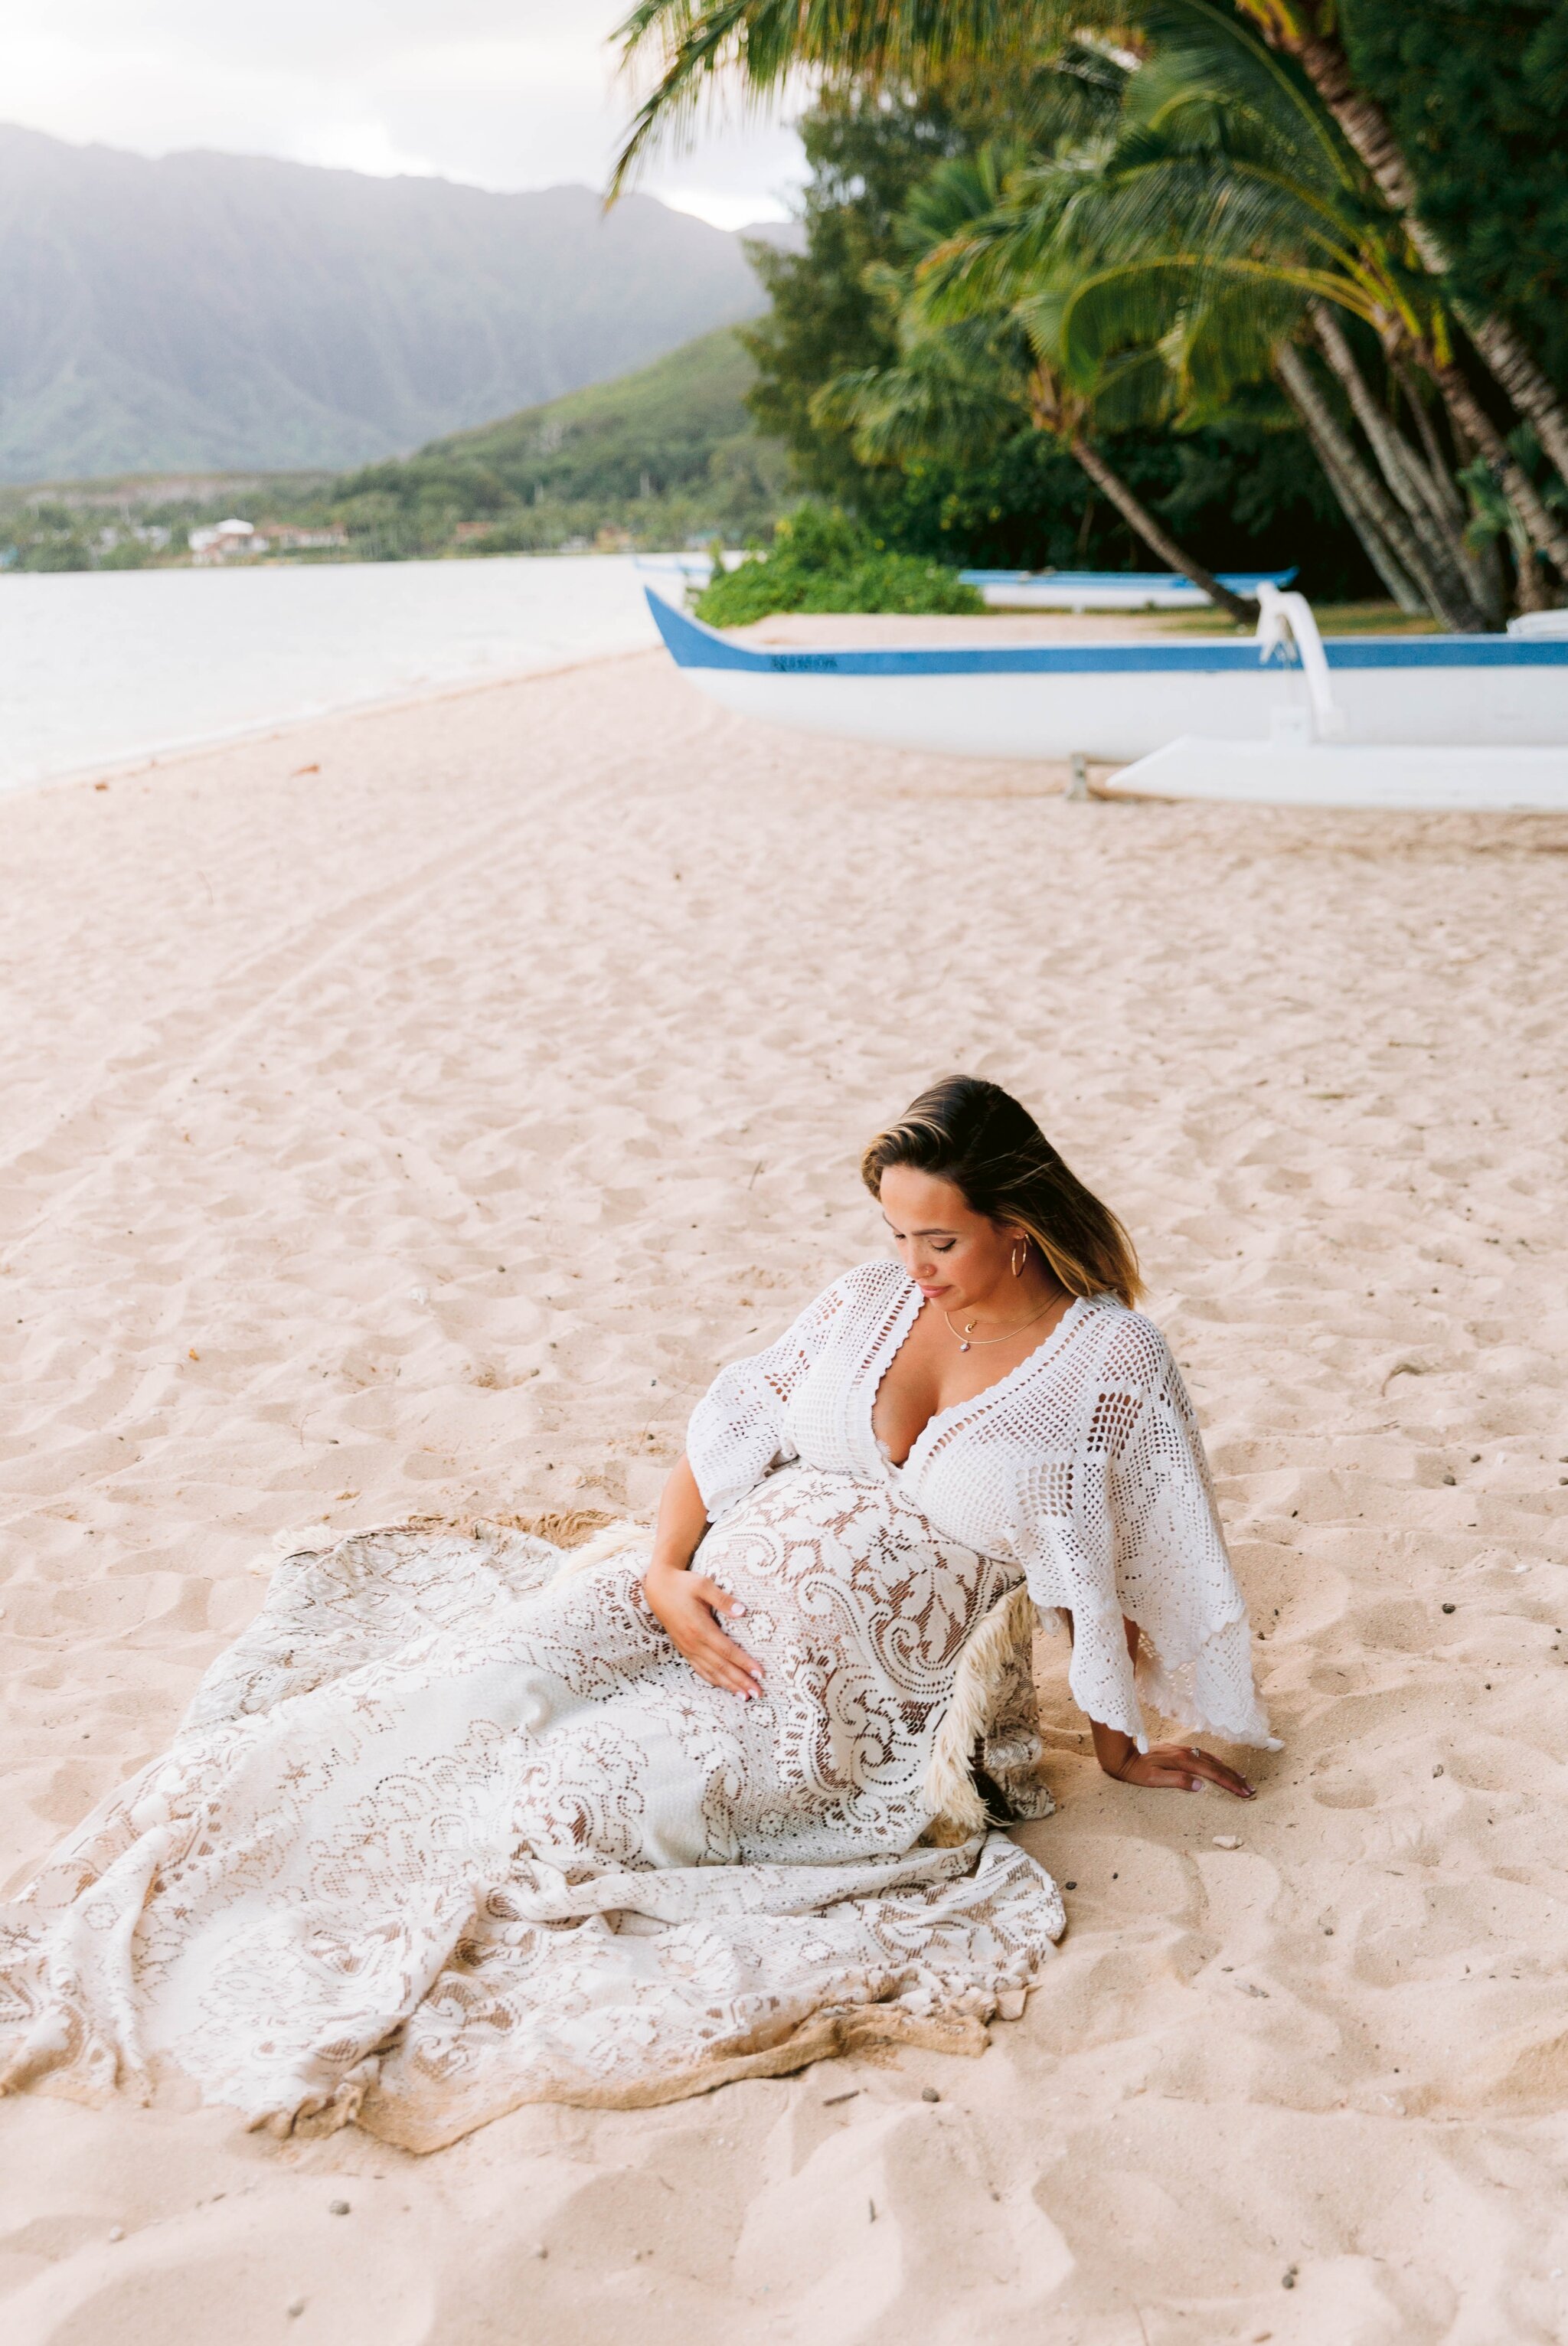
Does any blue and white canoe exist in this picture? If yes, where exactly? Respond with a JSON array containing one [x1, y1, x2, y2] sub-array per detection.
[[958, 565, 1297, 611], [644, 586, 1568, 808]]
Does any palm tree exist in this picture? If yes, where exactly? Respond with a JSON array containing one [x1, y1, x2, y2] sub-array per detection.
[[612, 0, 1568, 502], [1223, 0, 1568, 492], [817, 149, 1263, 619], [914, 8, 1567, 613]]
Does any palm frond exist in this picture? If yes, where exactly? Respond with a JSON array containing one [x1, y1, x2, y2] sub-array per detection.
[[610, 0, 1101, 191], [814, 327, 1025, 464]]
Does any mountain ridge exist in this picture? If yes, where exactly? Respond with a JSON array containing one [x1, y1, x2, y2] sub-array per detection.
[[0, 125, 769, 482], [329, 324, 786, 551]]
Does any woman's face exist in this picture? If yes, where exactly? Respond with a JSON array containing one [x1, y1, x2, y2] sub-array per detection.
[[878, 1164, 1019, 1310]]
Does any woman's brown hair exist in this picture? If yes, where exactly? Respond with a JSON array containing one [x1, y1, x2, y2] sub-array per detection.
[[861, 1074, 1142, 1308]]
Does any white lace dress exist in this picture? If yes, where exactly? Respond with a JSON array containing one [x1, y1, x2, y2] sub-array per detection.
[[0, 1261, 1269, 2148]]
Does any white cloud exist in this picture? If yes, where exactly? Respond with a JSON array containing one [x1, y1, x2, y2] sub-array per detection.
[[662, 188, 794, 230], [0, 0, 807, 221]]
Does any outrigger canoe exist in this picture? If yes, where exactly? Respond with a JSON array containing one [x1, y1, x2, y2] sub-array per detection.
[[644, 586, 1568, 765], [958, 566, 1297, 610]]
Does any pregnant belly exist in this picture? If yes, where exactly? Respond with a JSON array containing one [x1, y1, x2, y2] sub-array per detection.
[[700, 1463, 1010, 1704]]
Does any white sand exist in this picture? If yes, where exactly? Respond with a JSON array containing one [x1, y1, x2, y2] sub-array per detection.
[[3, 647, 1568, 2341]]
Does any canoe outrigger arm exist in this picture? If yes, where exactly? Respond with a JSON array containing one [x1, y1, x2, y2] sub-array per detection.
[[1255, 583, 1344, 742]]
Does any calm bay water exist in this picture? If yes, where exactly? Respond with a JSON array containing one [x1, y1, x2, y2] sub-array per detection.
[[0, 554, 661, 792]]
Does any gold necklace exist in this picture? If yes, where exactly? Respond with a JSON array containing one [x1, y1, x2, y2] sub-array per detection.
[[942, 1298, 1057, 1354]]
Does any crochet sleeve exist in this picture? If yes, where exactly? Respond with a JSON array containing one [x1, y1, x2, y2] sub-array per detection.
[[1102, 1324, 1274, 1748], [684, 1276, 850, 1520], [1017, 1314, 1272, 1751]]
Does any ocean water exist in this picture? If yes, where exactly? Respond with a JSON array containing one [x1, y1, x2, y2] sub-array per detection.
[[0, 554, 662, 792]]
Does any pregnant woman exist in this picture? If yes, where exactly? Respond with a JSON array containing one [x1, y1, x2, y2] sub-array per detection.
[[0, 1077, 1270, 2150]]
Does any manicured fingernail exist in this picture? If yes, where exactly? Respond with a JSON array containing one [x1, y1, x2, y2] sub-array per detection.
[[730, 1603, 746, 1616]]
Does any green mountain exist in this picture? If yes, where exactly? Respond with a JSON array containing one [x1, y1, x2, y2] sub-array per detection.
[[0, 327, 792, 567], [0, 125, 769, 483], [333, 326, 789, 551]]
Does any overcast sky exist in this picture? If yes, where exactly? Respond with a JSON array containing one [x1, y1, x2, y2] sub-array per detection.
[[0, 0, 807, 227]]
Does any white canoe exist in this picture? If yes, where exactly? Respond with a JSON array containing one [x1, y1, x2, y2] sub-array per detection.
[[646, 589, 1568, 763], [959, 566, 1296, 611]]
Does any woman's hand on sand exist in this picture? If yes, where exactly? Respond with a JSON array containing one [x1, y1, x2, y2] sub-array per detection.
[[1109, 1742, 1254, 1797], [642, 1560, 765, 1697]]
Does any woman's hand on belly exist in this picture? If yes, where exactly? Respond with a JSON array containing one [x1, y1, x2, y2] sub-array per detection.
[[643, 1558, 766, 1698], [642, 1452, 766, 1697]]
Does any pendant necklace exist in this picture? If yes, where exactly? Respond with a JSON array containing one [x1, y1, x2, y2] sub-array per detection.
[[942, 1298, 1057, 1354]]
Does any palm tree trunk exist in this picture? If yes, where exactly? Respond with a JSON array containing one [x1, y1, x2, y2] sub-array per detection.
[[1273, 343, 1481, 630], [1514, 539, 1550, 613], [1398, 363, 1513, 620], [1263, 18, 1568, 491], [1452, 298, 1568, 496], [1410, 342, 1568, 579], [1308, 438, 1426, 616], [1065, 434, 1256, 623], [1390, 358, 1467, 524], [1308, 304, 1495, 627], [1276, 356, 1425, 614]]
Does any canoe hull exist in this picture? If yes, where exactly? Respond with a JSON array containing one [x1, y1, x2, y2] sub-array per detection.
[[644, 588, 1568, 760], [682, 662, 1568, 760]]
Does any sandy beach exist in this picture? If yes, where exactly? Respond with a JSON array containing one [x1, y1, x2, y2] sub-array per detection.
[[4, 642, 1568, 2342]]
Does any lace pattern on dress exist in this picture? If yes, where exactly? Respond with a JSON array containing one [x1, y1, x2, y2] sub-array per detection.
[[0, 1260, 1267, 2148], [688, 1261, 1272, 1754], [0, 1483, 1065, 2148]]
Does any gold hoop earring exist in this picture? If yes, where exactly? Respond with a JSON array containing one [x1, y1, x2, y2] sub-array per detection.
[[1011, 1240, 1026, 1279]]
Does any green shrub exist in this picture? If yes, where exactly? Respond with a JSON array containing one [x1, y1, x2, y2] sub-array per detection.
[[694, 502, 982, 622]]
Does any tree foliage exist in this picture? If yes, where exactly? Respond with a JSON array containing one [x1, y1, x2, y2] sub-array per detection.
[[694, 500, 984, 617], [618, 0, 1568, 611], [906, 7, 1502, 622], [741, 81, 1377, 592], [740, 100, 969, 502], [1343, 2, 1568, 382]]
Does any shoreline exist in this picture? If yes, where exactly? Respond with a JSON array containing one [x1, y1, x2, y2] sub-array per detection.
[[12, 606, 1175, 805], [0, 551, 658, 798], [1, 641, 655, 802]]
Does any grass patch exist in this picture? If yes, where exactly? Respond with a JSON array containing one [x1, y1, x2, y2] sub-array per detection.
[[1152, 599, 1444, 637], [695, 505, 982, 623]]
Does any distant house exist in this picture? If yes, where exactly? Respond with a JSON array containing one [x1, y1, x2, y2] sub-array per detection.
[[187, 518, 348, 561], [261, 523, 348, 552], [188, 517, 259, 562]]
